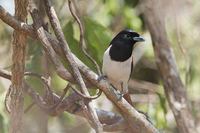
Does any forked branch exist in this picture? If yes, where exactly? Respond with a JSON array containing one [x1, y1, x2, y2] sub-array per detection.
[[31, 1, 103, 131]]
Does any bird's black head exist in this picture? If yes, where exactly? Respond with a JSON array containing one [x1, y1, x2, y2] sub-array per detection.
[[109, 29, 145, 62], [110, 29, 145, 46]]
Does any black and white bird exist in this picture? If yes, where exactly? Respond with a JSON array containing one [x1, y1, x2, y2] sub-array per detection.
[[102, 29, 145, 105]]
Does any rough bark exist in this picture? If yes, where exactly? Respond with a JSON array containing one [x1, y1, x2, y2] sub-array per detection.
[[0, 69, 126, 132], [40, 1, 103, 132], [0, 5, 159, 133], [9, 0, 28, 133], [142, 0, 197, 133]]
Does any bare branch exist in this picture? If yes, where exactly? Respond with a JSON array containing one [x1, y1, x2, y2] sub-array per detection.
[[0, 5, 158, 93], [43, 76, 101, 101], [73, 54, 159, 133], [0, 5, 76, 83], [142, 0, 197, 132], [0, 71, 61, 110], [0, 69, 127, 132], [69, 84, 102, 100], [68, 0, 102, 75], [0, 6, 34, 37], [49, 83, 71, 110], [24, 102, 35, 113], [24, 72, 52, 92], [0, 69, 11, 79], [5, 85, 11, 113], [31, 3, 103, 132], [0, 6, 159, 132]]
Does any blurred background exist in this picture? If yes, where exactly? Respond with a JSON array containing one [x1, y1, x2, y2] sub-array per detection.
[[0, 0, 200, 132]]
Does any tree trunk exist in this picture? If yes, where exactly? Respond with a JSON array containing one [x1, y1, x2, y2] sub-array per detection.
[[142, 0, 197, 133], [9, 0, 28, 133]]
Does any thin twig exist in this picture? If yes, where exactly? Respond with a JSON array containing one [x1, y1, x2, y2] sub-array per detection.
[[69, 84, 102, 100], [25, 71, 100, 112], [51, 83, 70, 110], [0, 69, 11, 79], [24, 102, 35, 113], [5, 85, 12, 113], [41, 1, 103, 132], [23, 72, 58, 110], [29, 5, 103, 131], [0, 6, 159, 132], [74, 54, 159, 133], [24, 72, 52, 93], [0, 4, 85, 86], [0, 69, 68, 114], [0, 69, 128, 132], [68, 0, 103, 101], [68, 0, 102, 76], [27, 71, 101, 102]]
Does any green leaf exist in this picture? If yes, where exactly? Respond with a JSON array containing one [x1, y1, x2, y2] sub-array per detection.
[[63, 21, 94, 69], [84, 17, 111, 65]]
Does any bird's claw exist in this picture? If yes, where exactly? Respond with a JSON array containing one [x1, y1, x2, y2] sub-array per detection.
[[97, 75, 107, 82], [116, 92, 124, 101], [115, 90, 126, 101], [138, 110, 152, 123]]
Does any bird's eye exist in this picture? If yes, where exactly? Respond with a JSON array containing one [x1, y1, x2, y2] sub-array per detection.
[[123, 34, 131, 39]]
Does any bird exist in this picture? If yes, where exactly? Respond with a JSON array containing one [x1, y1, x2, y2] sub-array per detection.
[[101, 29, 145, 106]]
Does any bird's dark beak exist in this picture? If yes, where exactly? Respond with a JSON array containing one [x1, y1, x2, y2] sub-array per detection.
[[133, 36, 145, 42]]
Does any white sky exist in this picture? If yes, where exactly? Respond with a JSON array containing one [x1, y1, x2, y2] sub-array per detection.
[[0, 0, 14, 15]]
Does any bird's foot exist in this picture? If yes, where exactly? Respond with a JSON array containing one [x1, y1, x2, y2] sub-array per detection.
[[116, 92, 124, 101], [138, 110, 152, 123], [97, 75, 107, 82], [108, 85, 123, 101], [115, 90, 126, 101]]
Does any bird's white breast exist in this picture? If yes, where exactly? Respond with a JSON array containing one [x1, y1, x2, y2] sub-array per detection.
[[102, 46, 132, 91]]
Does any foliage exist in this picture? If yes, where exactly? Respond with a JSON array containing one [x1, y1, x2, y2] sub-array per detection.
[[0, 0, 200, 132]]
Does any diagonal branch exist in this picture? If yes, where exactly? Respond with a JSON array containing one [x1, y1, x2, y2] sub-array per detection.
[[68, 0, 102, 75], [1, 4, 156, 93], [0, 5, 159, 133], [73, 53, 159, 133], [32, 1, 103, 132], [0, 5, 75, 84], [0, 6, 34, 37], [0, 69, 126, 132], [142, 0, 197, 133]]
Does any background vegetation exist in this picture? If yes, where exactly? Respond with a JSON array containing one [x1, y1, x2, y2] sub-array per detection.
[[0, 0, 200, 132]]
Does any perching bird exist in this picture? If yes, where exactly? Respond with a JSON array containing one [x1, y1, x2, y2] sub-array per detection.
[[102, 29, 145, 105]]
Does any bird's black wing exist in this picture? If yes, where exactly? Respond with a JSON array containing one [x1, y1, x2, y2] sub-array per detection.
[[129, 58, 133, 80]]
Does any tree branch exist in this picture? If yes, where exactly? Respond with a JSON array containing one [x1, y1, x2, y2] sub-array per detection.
[[68, 0, 102, 75], [142, 0, 197, 133], [0, 5, 158, 93], [0, 69, 126, 132], [0, 5, 159, 133], [32, 1, 103, 131]]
